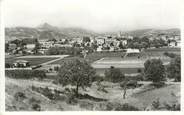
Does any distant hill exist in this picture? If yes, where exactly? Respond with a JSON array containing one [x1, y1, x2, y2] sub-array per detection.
[[5, 23, 97, 41], [5, 23, 180, 41], [122, 28, 180, 38]]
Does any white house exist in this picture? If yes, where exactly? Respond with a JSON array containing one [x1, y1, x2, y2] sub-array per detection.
[[121, 40, 127, 46], [169, 40, 181, 48], [95, 37, 105, 45], [26, 44, 35, 50], [13, 60, 30, 68], [97, 46, 103, 52], [126, 48, 140, 54]]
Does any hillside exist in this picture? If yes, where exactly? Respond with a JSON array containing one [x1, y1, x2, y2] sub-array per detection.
[[5, 23, 97, 41], [122, 28, 180, 38], [5, 23, 180, 41]]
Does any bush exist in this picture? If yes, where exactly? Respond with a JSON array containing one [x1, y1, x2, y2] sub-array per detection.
[[32, 103, 41, 111], [115, 103, 139, 111], [137, 68, 142, 73], [150, 82, 165, 88], [163, 102, 180, 111], [29, 97, 41, 104], [105, 66, 125, 83], [66, 92, 78, 105], [106, 102, 139, 111], [5, 63, 11, 68], [5, 70, 46, 79], [167, 56, 181, 82], [14, 92, 26, 101], [120, 80, 138, 88], [164, 52, 176, 58]]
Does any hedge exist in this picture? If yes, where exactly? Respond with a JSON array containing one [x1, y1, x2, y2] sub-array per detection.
[[5, 70, 46, 79]]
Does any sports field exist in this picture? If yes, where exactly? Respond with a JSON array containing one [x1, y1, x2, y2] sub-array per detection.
[[92, 57, 171, 69]]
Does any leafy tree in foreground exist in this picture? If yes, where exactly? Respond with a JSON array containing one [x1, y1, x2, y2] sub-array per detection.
[[144, 59, 165, 83], [105, 66, 125, 83], [167, 56, 181, 82], [57, 59, 96, 97]]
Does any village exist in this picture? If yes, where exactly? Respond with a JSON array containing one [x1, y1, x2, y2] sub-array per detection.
[[5, 25, 181, 111]]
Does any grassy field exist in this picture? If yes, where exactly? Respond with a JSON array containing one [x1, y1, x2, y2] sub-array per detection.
[[5, 57, 59, 66], [6, 77, 180, 111], [132, 84, 180, 108], [95, 68, 143, 75]]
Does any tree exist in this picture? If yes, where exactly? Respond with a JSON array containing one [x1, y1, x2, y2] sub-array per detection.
[[5, 43, 9, 52], [167, 56, 181, 82], [83, 36, 90, 43], [46, 47, 60, 55], [119, 41, 125, 49], [105, 66, 125, 83], [57, 59, 96, 97], [144, 59, 165, 83], [33, 40, 40, 54]]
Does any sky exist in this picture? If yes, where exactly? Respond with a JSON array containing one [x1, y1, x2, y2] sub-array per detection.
[[3, 0, 181, 32]]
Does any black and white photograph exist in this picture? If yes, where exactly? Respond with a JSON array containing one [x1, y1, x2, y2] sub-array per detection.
[[3, 0, 181, 111]]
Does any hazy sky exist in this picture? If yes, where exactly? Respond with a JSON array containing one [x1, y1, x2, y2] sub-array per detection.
[[4, 0, 181, 32]]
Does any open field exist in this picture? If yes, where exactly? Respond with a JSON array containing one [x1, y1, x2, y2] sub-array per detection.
[[5, 55, 68, 66], [6, 57, 59, 66], [92, 57, 170, 68]]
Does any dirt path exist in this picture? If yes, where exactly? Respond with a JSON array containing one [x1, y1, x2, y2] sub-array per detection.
[[40, 55, 68, 65]]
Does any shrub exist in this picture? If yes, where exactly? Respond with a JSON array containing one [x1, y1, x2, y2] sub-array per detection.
[[5, 63, 11, 68], [66, 92, 78, 105], [163, 102, 180, 111], [115, 103, 139, 111], [14, 92, 26, 101], [105, 66, 125, 83], [151, 98, 160, 109], [137, 68, 142, 73], [164, 52, 176, 58], [32, 103, 41, 111], [120, 80, 138, 88], [150, 82, 165, 88], [106, 102, 139, 111], [29, 97, 41, 104], [167, 56, 181, 82]]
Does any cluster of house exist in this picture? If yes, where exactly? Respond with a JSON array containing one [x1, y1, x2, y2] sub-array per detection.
[[5, 32, 181, 56], [148, 34, 181, 47]]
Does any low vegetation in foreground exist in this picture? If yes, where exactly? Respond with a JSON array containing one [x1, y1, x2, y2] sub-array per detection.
[[5, 56, 180, 111]]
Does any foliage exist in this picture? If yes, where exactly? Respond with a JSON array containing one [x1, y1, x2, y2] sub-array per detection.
[[119, 41, 125, 49], [5, 43, 9, 52], [106, 102, 139, 111], [163, 52, 177, 58], [31, 104, 41, 111], [104, 66, 125, 83], [5, 70, 46, 79], [163, 102, 180, 111], [167, 56, 181, 82], [5, 63, 11, 68], [150, 82, 165, 88], [151, 98, 160, 109], [83, 36, 91, 43], [57, 59, 96, 96], [14, 92, 26, 101], [46, 47, 82, 56], [144, 59, 166, 83]]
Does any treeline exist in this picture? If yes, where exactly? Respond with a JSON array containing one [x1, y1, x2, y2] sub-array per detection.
[[5, 70, 46, 79], [46, 47, 82, 56]]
